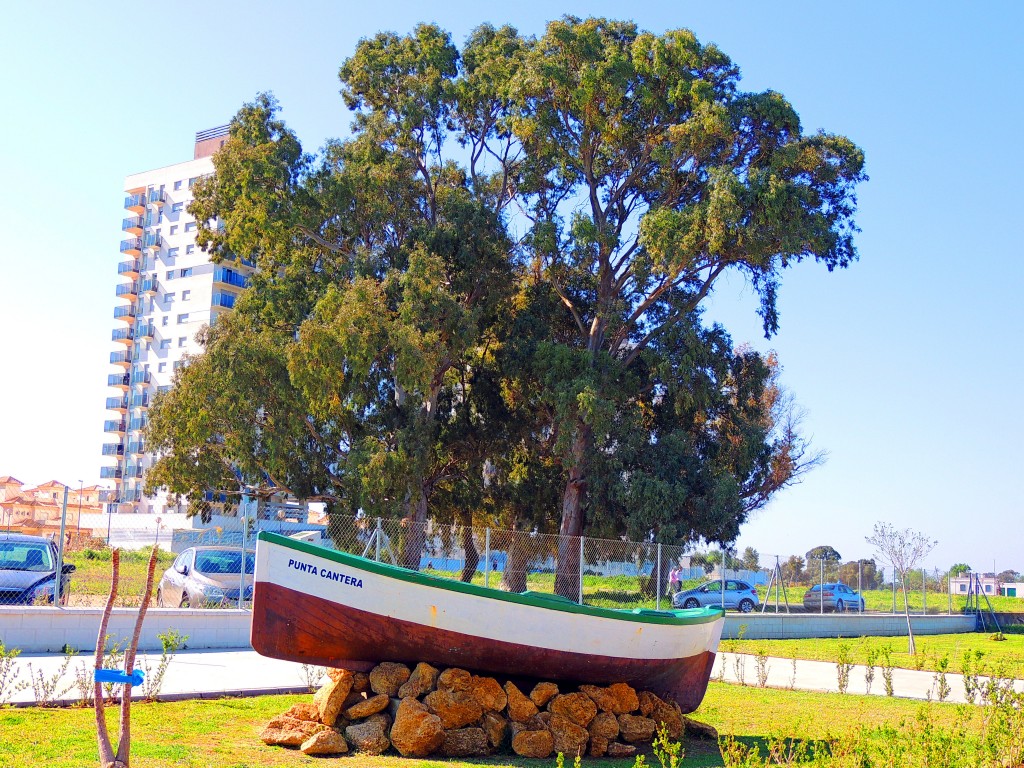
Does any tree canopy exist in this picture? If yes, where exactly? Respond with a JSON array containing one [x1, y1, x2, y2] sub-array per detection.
[[145, 17, 864, 595]]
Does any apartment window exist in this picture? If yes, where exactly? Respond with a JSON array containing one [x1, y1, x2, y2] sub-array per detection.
[[174, 180, 183, 191], [185, 244, 196, 255], [173, 360, 183, 371], [145, 341, 151, 352], [161, 316, 169, 327], [164, 292, 175, 305], [177, 313, 189, 324], [160, 339, 171, 350], [167, 247, 179, 258], [188, 177, 198, 187], [182, 290, 191, 301], [158, 362, 167, 373], [178, 336, 187, 348], [165, 270, 174, 280], [170, 225, 178, 236], [959, 583, 967, 592], [179, 267, 192, 278], [171, 202, 184, 214], [184, 222, 197, 233], [157, 211, 164, 224]]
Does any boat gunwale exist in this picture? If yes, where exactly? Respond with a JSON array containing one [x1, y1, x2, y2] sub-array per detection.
[[257, 531, 724, 627]]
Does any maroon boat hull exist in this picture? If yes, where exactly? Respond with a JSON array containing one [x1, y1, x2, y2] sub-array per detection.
[[252, 582, 718, 712]]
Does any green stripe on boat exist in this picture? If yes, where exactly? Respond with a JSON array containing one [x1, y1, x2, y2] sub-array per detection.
[[258, 531, 723, 626]]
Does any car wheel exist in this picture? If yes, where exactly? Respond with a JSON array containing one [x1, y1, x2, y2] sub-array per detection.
[[738, 599, 755, 613], [683, 598, 699, 609], [835, 599, 845, 612], [156, 589, 165, 608]]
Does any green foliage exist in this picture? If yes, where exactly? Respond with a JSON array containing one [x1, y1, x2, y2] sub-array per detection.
[[147, 18, 864, 586]]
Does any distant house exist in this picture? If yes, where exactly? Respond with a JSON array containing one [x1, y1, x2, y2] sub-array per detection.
[[950, 573, 999, 596], [1001, 582, 1024, 598], [0, 476, 104, 533]]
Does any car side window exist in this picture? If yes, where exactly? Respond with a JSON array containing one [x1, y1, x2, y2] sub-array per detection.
[[173, 550, 190, 571]]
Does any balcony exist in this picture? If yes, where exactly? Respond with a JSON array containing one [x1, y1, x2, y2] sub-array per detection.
[[111, 327, 133, 345], [107, 373, 130, 390], [129, 370, 151, 386], [100, 466, 123, 480], [120, 238, 142, 256], [124, 193, 146, 213], [129, 393, 150, 408], [121, 489, 141, 503], [105, 396, 128, 412], [136, 322, 155, 340], [113, 305, 137, 323], [121, 216, 144, 235], [128, 415, 148, 432], [116, 259, 140, 278], [102, 442, 125, 460], [109, 350, 133, 368], [103, 420, 127, 435], [213, 267, 249, 289], [140, 277, 158, 295], [147, 189, 164, 207], [211, 292, 236, 309], [115, 281, 139, 301], [124, 465, 144, 480], [142, 232, 162, 250], [126, 441, 145, 455]]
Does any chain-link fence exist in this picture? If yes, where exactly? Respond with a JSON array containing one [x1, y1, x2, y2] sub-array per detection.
[[2, 508, 1010, 616]]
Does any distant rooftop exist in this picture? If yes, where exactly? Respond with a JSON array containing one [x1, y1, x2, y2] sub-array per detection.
[[194, 125, 230, 160]]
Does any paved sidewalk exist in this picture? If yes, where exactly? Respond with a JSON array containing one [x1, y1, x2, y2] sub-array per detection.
[[714, 652, 1024, 703], [7, 649, 1023, 706]]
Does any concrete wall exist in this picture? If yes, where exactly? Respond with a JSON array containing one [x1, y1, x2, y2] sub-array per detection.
[[0, 607, 251, 654], [722, 612, 976, 639], [1, 608, 978, 654]]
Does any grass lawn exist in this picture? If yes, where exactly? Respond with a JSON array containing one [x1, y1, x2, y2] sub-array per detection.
[[65, 548, 177, 607], [0, 683, 998, 768], [727, 629, 1024, 678]]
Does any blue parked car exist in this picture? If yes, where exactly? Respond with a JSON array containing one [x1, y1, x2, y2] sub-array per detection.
[[671, 579, 760, 613], [0, 533, 75, 605]]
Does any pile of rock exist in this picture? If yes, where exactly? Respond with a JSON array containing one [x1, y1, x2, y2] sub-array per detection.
[[261, 661, 717, 759]]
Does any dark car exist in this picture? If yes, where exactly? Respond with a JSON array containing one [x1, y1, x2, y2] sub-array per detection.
[[0, 533, 75, 605], [671, 579, 760, 612]]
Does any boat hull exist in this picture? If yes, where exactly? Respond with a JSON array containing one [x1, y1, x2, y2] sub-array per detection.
[[251, 533, 723, 713]]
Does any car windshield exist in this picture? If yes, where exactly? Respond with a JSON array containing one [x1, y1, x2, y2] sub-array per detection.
[[193, 551, 255, 575], [0, 542, 53, 572]]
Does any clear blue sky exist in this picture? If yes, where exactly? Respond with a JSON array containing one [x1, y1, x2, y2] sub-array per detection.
[[1, 2, 1021, 573]]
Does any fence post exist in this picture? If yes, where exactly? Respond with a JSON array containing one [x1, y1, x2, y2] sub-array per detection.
[[656, 543, 662, 611], [892, 569, 896, 613], [375, 517, 382, 563], [578, 536, 584, 606], [54, 486, 69, 606], [858, 560, 863, 612], [922, 567, 926, 615], [948, 571, 952, 615], [819, 559, 824, 614], [484, 528, 490, 590]]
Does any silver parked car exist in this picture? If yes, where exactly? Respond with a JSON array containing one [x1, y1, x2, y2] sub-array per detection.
[[671, 579, 760, 613], [803, 582, 865, 612], [157, 546, 254, 608]]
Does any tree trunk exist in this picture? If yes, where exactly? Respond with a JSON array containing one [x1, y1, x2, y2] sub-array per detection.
[[554, 423, 590, 598], [900, 574, 916, 655], [459, 515, 479, 583], [502, 533, 531, 593], [400, 484, 429, 570], [94, 551, 120, 768]]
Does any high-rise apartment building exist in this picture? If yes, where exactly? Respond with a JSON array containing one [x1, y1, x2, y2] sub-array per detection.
[[101, 126, 250, 515]]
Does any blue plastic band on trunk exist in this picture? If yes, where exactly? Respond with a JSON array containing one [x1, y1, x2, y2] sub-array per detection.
[[94, 669, 145, 686]]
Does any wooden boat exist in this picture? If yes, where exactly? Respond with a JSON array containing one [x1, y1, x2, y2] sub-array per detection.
[[251, 531, 724, 712]]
